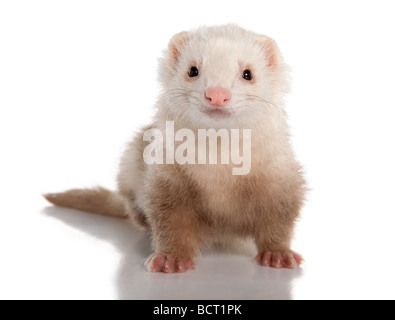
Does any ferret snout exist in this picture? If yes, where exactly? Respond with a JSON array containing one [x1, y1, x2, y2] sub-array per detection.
[[205, 87, 231, 107]]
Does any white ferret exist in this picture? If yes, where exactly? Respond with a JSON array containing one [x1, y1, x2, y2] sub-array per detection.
[[45, 25, 306, 273]]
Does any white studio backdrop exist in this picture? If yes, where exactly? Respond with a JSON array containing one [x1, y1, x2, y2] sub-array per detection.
[[1, 0, 395, 299]]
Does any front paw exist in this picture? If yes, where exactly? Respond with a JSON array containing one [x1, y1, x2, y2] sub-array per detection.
[[145, 253, 195, 273], [254, 250, 303, 269]]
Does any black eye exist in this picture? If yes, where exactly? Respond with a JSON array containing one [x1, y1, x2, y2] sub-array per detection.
[[242, 69, 253, 81], [188, 66, 199, 78]]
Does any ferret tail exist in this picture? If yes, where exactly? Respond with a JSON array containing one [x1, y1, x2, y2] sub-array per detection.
[[43, 187, 128, 219]]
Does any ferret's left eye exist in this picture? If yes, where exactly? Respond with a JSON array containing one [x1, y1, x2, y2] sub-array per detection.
[[242, 70, 253, 81]]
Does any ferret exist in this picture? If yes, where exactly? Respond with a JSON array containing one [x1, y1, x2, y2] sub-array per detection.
[[44, 24, 306, 273]]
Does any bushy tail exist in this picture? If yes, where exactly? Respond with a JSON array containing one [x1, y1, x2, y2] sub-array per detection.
[[43, 187, 128, 219]]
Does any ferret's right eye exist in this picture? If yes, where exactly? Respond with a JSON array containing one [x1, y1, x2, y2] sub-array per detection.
[[188, 67, 199, 78]]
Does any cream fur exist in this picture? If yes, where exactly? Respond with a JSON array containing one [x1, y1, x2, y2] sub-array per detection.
[[44, 24, 306, 273]]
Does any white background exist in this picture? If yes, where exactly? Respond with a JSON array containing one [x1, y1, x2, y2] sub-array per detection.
[[1, 0, 395, 300]]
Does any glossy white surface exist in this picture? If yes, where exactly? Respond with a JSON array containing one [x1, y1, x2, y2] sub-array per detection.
[[2, 196, 395, 300], [1, 0, 395, 300]]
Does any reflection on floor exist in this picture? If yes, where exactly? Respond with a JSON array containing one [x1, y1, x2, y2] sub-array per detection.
[[44, 206, 302, 300]]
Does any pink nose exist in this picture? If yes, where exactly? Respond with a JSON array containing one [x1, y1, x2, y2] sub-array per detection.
[[205, 87, 231, 107]]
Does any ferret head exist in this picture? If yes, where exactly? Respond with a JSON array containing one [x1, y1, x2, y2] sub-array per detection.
[[157, 25, 289, 129]]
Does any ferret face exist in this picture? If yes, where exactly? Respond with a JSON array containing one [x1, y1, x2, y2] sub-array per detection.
[[158, 25, 288, 129]]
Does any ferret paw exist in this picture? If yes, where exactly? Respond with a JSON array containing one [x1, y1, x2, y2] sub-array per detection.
[[145, 253, 195, 273], [254, 250, 303, 269]]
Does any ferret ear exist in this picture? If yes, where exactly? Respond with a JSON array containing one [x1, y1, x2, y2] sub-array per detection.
[[167, 31, 191, 67], [255, 35, 279, 69]]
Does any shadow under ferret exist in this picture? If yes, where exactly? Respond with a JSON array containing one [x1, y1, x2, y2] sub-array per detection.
[[43, 206, 302, 300]]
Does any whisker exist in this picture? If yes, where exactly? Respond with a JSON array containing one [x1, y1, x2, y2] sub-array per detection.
[[177, 109, 190, 124], [167, 98, 193, 107], [173, 105, 191, 124], [167, 94, 190, 102], [245, 94, 277, 108]]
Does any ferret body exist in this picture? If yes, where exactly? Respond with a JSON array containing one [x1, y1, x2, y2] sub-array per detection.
[[45, 25, 306, 273]]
